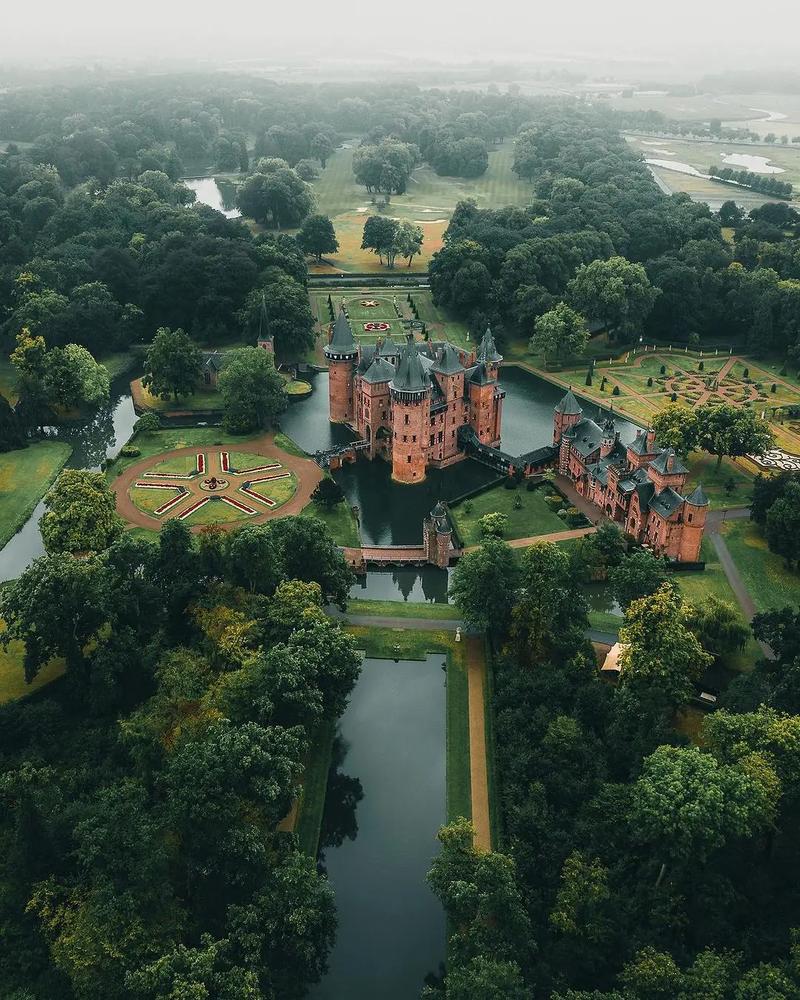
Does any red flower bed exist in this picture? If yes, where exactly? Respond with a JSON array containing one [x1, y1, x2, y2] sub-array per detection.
[[363, 322, 390, 332]]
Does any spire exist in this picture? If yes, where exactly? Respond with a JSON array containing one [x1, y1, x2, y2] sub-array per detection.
[[555, 388, 582, 415], [324, 308, 357, 357], [477, 325, 502, 364], [432, 342, 465, 375], [685, 483, 709, 507], [258, 293, 268, 340], [391, 334, 430, 393]]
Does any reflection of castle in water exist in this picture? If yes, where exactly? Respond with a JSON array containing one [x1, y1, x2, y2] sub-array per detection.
[[325, 309, 505, 484]]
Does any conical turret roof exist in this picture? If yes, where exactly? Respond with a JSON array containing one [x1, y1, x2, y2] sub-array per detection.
[[432, 343, 465, 375], [555, 389, 582, 415], [391, 335, 430, 393], [477, 325, 502, 364], [685, 483, 709, 506], [325, 309, 357, 355]]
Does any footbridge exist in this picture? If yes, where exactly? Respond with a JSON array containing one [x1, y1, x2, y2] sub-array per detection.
[[314, 439, 370, 470], [457, 426, 557, 477], [341, 544, 445, 574]]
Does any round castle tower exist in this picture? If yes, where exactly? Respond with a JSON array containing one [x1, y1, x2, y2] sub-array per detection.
[[390, 334, 431, 484], [324, 309, 358, 424]]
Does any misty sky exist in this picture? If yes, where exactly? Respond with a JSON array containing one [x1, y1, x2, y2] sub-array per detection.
[[2, 0, 799, 70]]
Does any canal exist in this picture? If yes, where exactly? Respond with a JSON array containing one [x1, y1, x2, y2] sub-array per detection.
[[313, 654, 447, 1000]]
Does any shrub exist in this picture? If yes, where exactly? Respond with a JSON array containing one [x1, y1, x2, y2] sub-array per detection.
[[566, 506, 583, 526], [771, 383, 777, 393], [546, 494, 563, 510], [479, 512, 508, 538], [463, 501, 472, 515], [503, 477, 517, 490], [134, 412, 161, 434], [671, 392, 678, 402], [743, 367, 750, 378], [660, 364, 666, 375], [612, 385, 620, 396], [514, 494, 523, 510], [119, 446, 141, 458], [698, 361, 704, 371], [647, 376, 653, 387]]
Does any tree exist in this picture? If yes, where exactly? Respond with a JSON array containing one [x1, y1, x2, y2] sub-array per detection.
[[0, 392, 26, 451], [297, 214, 338, 262], [609, 550, 669, 610], [0, 553, 107, 678], [239, 273, 315, 358], [449, 538, 520, 634], [236, 159, 314, 228], [650, 403, 699, 457], [567, 256, 658, 341], [751, 471, 799, 526], [618, 584, 713, 706], [479, 512, 508, 538], [530, 303, 589, 364], [44, 343, 110, 409], [311, 477, 345, 509], [310, 132, 335, 168], [267, 515, 355, 608], [217, 347, 287, 434], [40, 470, 123, 555], [765, 480, 800, 568], [631, 745, 776, 869], [143, 327, 203, 402], [352, 139, 417, 194], [395, 220, 424, 267], [684, 596, 749, 660], [361, 216, 400, 268], [695, 403, 773, 470]]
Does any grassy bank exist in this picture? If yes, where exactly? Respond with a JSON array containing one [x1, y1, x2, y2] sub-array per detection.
[[0, 441, 73, 549], [301, 499, 360, 547], [293, 718, 336, 857], [720, 519, 800, 614], [347, 598, 457, 620], [0, 632, 65, 705]]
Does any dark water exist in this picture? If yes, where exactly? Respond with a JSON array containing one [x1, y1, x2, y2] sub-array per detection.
[[313, 655, 446, 1000], [0, 371, 137, 581], [349, 567, 451, 603], [584, 582, 623, 618], [281, 366, 640, 547]]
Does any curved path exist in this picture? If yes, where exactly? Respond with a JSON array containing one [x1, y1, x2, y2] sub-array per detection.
[[112, 434, 322, 533]]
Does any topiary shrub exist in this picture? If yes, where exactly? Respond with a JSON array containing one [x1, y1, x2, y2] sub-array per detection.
[[479, 512, 508, 538], [612, 385, 620, 396], [660, 364, 666, 375], [119, 446, 141, 458], [772, 383, 777, 393], [647, 376, 653, 387], [671, 392, 678, 402], [743, 367, 750, 378], [698, 361, 704, 371], [566, 506, 583, 526]]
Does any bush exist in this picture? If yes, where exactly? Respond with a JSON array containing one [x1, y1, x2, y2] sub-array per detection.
[[566, 506, 583, 526], [546, 494, 563, 510], [479, 512, 508, 538], [514, 494, 523, 510], [698, 361, 704, 371], [743, 367, 750, 378], [660, 364, 666, 375], [503, 478, 517, 490], [463, 501, 472, 515], [671, 392, 678, 402], [647, 376, 653, 387], [771, 383, 777, 393], [134, 412, 161, 434], [119, 446, 141, 458], [612, 385, 620, 396]]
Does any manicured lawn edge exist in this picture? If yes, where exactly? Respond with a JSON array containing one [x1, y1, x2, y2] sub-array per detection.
[[301, 499, 360, 548], [0, 441, 72, 550], [293, 717, 336, 858], [273, 432, 308, 458], [347, 598, 457, 620]]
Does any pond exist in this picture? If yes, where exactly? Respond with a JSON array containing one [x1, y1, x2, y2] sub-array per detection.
[[349, 567, 451, 603], [0, 370, 138, 581], [313, 654, 446, 999], [280, 365, 638, 547], [183, 177, 242, 218], [719, 152, 785, 175]]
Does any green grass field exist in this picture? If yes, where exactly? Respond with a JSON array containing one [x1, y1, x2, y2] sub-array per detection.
[[132, 378, 222, 414], [106, 428, 238, 481], [720, 519, 800, 614], [0, 441, 72, 549], [300, 499, 360, 547], [149, 453, 200, 475], [451, 484, 567, 546], [0, 632, 65, 705], [128, 484, 186, 515], [347, 598, 456, 620], [247, 473, 296, 509], [181, 498, 252, 526]]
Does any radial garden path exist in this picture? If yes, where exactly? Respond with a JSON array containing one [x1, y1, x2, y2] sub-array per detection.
[[112, 433, 322, 533]]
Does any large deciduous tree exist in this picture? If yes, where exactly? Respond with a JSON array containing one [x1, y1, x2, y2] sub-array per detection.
[[45, 343, 110, 409], [695, 402, 773, 470], [567, 256, 658, 341], [217, 347, 287, 434], [238, 271, 315, 358], [236, 158, 314, 228], [530, 302, 588, 365], [143, 327, 203, 402], [609, 550, 669, 610], [650, 402, 700, 457], [449, 537, 520, 634], [297, 214, 338, 262], [40, 469, 123, 555]]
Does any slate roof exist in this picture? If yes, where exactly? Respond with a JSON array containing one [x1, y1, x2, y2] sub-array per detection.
[[325, 309, 358, 354], [202, 351, 227, 372], [569, 417, 605, 458], [649, 487, 685, 517], [391, 335, 430, 393], [468, 362, 492, 386], [628, 430, 655, 456], [477, 326, 503, 364], [357, 344, 377, 374], [555, 389, 583, 415], [686, 484, 709, 506], [362, 356, 395, 384], [432, 343, 465, 375], [378, 335, 400, 358], [649, 448, 689, 476]]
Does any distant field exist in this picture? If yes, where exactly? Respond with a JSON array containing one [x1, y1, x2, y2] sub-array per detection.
[[605, 92, 800, 137], [303, 139, 533, 272]]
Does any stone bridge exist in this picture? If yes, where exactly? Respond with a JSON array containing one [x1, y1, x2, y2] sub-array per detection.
[[314, 439, 370, 470]]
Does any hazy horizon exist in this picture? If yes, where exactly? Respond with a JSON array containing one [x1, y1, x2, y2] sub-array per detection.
[[2, 0, 800, 77]]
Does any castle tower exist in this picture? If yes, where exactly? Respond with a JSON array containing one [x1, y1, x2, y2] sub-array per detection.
[[553, 389, 582, 445], [431, 344, 466, 462], [600, 416, 617, 459], [324, 309, 358, 425], [423, 500, 453, 568], [679, 484, 709, 562], [390, 334, 431, 484]]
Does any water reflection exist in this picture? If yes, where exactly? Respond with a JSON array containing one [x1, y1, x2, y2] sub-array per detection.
[[349, 567, 451, 604], [313, 655, 446, 1000], [183, 177, 242, 218], [318, 736, 363, 858]]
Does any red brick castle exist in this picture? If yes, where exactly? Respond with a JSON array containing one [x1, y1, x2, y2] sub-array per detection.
[[553, 389, 708, 562], [325, 309, 505, 484]]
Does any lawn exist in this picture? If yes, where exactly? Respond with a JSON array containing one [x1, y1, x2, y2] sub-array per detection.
[[345, 624, 474, 824], [0, 629, 65, 705], [128, 484, 187, 515], [300, 499, 360, 547], [105, 428, 242, 481], [181, 498, 253, 526], [247, 473, 297, 509], [0, 441, 72, 549], [131, 378, 222, 414], [273, 432, 308, 458], [297, 139, 533, 272], [450, 484, 566, 546], [228, 451, 281, 473], [720, 519, 800, 613], [149, 453, 201, 475], [347, 598, 457, 620], [684, 453, 754, 510]]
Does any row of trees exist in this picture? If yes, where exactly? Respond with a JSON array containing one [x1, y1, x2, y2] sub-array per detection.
[[437, 532, 800, 996], [708, 164, 794, 200], [361, 216, 424, 269], [650, 401, 774, 468]]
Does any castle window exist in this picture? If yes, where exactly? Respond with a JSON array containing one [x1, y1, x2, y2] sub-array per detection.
[[404, 414, 409, 425], [403, 435, 407, 443], [688, 513, 693, 523], [412, 435, 416, 443], [407, 456, 411, 463]]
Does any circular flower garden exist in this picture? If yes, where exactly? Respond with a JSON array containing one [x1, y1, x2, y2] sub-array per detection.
[[363, 321, 390, 332], [127, 449, 298, 526]]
